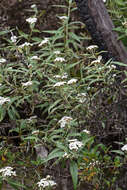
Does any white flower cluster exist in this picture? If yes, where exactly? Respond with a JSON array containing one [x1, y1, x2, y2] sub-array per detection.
[[19, 42, 33, 49], [91, 56, 102, 64], [37, 176, 56, 189], [0, 167, 16, 178], [88, 159, 100, 167], [103, 0, 106, 3], [69, 139, 83, 151], [121, 144, 127, 151], [122, 21, 127, 28], [58, 116, 73, 128], [31, 4, 36, 8], [26, 17, 37, 24], [38, 38, 49, 46], [77, 93, 87, 103], [82, 129, 90, 134], [53, 78, 77, 87], [108, 65, 116, 69], [32, 130, 39, 135], [11, 35, 17, 43], [54, 50, 61, 55], [54, 73, 68, 79], [22, 81, 32, 87], [86, 45, 98, 51], [58, 16, 68, 20], [30, 55, 40, 60], [0, 96, 10, 105], [0, 58, 6, 63], [27, 115, 37, 123], [53, 81, 66, 87], [54, 57, 65, 62], [67, 78, 77, 85], [63, 152, 70, 158]]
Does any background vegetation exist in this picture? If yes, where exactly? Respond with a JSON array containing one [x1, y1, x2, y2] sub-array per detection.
[[0, 0, 127, 189]]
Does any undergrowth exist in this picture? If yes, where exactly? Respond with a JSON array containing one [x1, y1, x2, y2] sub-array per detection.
[[0, 0, 127, 190]]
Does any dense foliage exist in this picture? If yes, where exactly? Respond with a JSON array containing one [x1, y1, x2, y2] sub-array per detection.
[[0, 0, 127, 190]]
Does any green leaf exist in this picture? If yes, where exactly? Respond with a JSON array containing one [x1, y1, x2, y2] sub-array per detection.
[[7, 106, 20, 120], [0, 30, 10, 36], [0, 178, 3, 190], [31, 37, 42, 42], [42, 148, 64, 163], [115, 0, 125, 6], [66, 61, 81, 70], [32, 29, 41, 33], [18, 30, 29, 39], [82, 136, 94, 147], [70, 161, 78, 190], [23, 136, 39, 141], [7, 179, 27, 190], [43, 30, 59, 34], [113, 61, 127, 67], [0, 107, 6, 122], [110, 150, 124, 155], [68, 132, 81, 138], [48, 99, 61, 113]]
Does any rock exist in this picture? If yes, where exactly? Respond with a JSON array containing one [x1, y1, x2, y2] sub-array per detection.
[[34, 144, 48, 159]]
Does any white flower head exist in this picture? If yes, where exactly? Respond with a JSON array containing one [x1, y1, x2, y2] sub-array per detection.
[[69, 139, 83, 151], [108, 64, 116, 69], [67, 78, 77, 85], [30, 55, 40, 60], [91, 56, 102, 64], [62, 73, 68, 79], [11, 35, 17, 43], [38, 38, 49, 46], [77, 93, 87, 103], [0, 167, 16, 178], [103, 0, 106, 3], [122, 21, 127, 28], [86, 45, 98, 51], [27, 115, 37, 123], [37, 176, 56, 188], [58, 116, 73, 128], [58, 16, 68, 20], [121, 144, 127, 151], [0, 96, 10, 105], [26, 17, 37, 24], [54, 73, 68, 79], [54, 75, 61, 79], [63, 152, 69, 158], [54, 57, 66, 62], [89, 159, 100, 167], [22, 81, 32, 87], [53, 81, 66, 87], [54, 50, 61, 55], [32, 130, 39, 135], [0, 58, 6, 63], [19, 42, 33, 49], [113, 74, 116, 78], [31, 4, 36, 8], [82, 129, 90, 134]]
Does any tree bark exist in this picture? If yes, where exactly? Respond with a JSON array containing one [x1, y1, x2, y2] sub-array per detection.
[[75, 0, 127, 64]]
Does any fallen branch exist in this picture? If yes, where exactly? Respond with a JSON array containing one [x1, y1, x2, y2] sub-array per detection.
[[75, 0, 127, 64]]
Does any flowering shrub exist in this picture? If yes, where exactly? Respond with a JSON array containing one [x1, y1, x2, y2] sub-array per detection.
[[0, 167, 16, 178], [0, 0, 127, 190], [37, 175, 57, 190]]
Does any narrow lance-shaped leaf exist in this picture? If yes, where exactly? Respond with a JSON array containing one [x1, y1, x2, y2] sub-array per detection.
[[70, 160, 78, 190]]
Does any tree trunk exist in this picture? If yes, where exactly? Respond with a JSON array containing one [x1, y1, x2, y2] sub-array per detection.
[[75, 0, 127, 64]]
